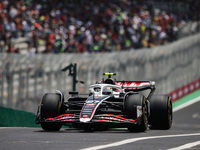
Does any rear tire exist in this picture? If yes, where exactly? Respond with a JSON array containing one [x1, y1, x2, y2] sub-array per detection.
[[149, 95, 172, 130], [40, 93, 63, 131], [125, 93, 148, 132]]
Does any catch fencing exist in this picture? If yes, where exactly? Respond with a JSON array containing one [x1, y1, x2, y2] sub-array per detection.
[[0, 33, 200, 113]]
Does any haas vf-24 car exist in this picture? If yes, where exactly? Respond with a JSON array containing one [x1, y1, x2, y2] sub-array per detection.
[[36, 73, 173, 132]]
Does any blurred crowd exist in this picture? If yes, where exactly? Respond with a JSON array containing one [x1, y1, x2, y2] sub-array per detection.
[[0, 0, 200, 54]]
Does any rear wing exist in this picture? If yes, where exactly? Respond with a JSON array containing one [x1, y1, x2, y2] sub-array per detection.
[[115, 81, 155, 92], [116, 81, 156, 100]]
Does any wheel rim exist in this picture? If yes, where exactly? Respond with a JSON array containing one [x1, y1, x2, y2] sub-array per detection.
[[143, 101, 148, 129], [168, 101, 172, 126]]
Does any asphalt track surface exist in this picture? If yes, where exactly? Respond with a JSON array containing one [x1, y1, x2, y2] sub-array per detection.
[[1, 100, 200, 150]]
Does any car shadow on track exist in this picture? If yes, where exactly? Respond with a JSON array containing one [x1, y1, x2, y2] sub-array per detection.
[[34, 127, 147, 134]]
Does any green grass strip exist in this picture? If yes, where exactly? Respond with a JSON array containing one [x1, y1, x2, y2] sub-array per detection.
[[173, 89, 200, 108], [0, 106, 39, 127]]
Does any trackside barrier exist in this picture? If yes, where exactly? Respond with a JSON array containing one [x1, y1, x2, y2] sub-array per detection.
[[169, 78, 200, 102], [0, 106, 39, 127], [172, 89, 200, 109], [0, 33, 200, 113]]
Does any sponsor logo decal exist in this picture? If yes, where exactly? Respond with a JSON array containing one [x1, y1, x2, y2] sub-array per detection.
[[116, 81, 150, 88], [79, 96, 110, 122], [137, 106, 142, 118]]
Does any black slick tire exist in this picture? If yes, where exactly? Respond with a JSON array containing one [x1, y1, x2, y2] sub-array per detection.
[[125, 93, 148, 132], [40, 93, 63, 131], [149, 95, 172, 130]]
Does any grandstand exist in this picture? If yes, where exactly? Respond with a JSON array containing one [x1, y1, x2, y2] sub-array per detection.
[[0, 0, 199, 54]]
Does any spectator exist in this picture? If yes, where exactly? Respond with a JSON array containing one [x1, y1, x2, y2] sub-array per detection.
[[0, 0, 199, 54]]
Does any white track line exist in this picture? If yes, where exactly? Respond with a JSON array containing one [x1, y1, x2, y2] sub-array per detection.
[[173, 96, 200, 112], [81, 133, 200, 150], [167, 140, 200, 150]]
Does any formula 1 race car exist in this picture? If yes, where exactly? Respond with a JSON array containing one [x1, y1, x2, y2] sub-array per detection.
[[35, 73, 172, 132]]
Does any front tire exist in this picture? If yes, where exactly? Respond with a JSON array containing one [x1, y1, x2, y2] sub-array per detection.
[[125, 93, 148, 132], [40, 93, 63, 131]]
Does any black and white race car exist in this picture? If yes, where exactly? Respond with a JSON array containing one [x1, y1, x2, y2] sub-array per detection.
[[35, 73, 172, 132]]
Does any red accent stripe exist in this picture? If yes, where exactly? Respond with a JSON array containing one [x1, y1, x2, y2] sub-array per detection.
[[45, 114, 75, 121], [96, 114, 135, 123]]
